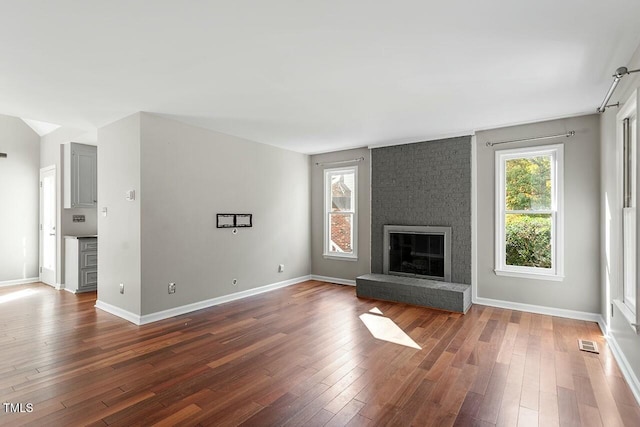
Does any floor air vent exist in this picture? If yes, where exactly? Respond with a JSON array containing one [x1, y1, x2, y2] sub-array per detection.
[[578, 339, 599, 354]]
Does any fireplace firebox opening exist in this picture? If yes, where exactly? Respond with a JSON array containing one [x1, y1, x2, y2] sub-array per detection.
[[383, 225, 452, 282]]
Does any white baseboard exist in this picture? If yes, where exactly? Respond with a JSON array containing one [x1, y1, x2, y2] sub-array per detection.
[[310, 274, 356, 286], [597, 315, 608, 336], [595, 315, 640, 406], [95, 300, 141, 324], [40, 281, 63, 290], [139, 275, 311, 325], [0, 277, 40, 288], [473, 296, 601, 323], [605, 329, 640, 405], [96, 275, 311, 326]]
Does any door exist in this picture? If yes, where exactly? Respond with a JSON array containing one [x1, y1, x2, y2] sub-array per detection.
[[40, 166, 56, 286]]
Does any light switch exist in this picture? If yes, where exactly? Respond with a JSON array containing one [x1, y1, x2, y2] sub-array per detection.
[[125, 190, 135, 201], [101, 207, 108, 217]]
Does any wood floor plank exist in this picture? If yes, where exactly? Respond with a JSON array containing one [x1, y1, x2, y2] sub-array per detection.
[[617, 402, 640, 427], [584, 356, 626, 427], [555, 351, 575, 391], [539, 390, 560, 427], [495, 379, 521, 427], [453, 391, 483, 425], [476, 362, 509, 423], [496, 322, 519, 364], [517, 406, 538, 427], [389, 379, 436, 426], [0, 282, 636, 426], [150, 403, 201, 427], [578, 403, 603, 427], [345, 413, 374, 426], [557, 386, 581, 427], [440, 363, 479, 416], [325, 399, 365, 427]]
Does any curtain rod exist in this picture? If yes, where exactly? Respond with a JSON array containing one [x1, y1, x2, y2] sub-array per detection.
[[597, 66, 640, 113], [314, 156, 364, 166], [485, 131, 575, 147]]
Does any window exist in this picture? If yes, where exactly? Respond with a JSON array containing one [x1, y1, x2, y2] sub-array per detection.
[[616, 89, 638, 326], [495, 144, 564, 280], [324, 167, 357, 259]]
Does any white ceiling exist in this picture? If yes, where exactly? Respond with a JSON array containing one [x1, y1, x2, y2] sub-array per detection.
[[1, 1, 640, 154], [20, 118, 60, 136]]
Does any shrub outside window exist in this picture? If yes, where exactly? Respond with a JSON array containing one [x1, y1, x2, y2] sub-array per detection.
[[495, 144, 564, 280], [324, 167, 357, 260]]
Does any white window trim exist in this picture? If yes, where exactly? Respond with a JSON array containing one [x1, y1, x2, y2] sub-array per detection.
[[323, 166, 358, 260], [494, 144, 564, 281], [615, 88, 639, 333]]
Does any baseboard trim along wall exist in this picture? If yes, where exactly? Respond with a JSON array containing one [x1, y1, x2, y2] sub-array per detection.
[[0, 277, 39, 288], [597, 317, 640, 406], [473, 296, 601, 323], [95, 275, 312, 326], [310, 275, 356, 286], [94, 300, 141, 324]]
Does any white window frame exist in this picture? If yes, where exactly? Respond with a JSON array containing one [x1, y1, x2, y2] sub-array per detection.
[[494, 144, 564, 281], [323, 166, 358, 261], [614, 88, 639, 332]]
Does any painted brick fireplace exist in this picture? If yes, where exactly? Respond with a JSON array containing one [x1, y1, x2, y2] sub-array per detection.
[[370, 136, 472, 285]]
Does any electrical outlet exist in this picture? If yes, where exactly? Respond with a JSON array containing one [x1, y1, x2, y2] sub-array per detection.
[[278, 264, 284, 273], [119, 283, 124, 294], [232, 278, 238, 286], [168, 282, 176, 294]]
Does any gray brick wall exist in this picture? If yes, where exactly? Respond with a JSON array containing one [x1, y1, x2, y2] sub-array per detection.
[[371, 136, 472, 284]]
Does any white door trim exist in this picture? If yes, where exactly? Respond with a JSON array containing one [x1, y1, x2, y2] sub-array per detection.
[[39, 165, 57, 287]]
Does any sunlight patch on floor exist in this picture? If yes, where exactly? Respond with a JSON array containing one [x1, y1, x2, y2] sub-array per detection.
[[0, 288, 37, 304], [359, 312, 421, 350]]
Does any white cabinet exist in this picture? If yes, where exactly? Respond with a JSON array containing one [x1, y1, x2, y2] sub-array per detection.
[[65, 236, 97, 293], [64, 143, 97, 208]]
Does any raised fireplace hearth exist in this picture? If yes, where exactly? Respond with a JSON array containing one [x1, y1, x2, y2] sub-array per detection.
[[356, 273, 471, 313]]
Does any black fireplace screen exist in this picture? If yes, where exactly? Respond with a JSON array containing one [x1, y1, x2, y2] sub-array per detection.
[[389, 232, 445, 279]]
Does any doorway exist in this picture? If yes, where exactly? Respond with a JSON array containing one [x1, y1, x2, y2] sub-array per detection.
[[39, 166, 56, 286]]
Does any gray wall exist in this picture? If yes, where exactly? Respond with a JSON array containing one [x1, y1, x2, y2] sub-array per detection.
[[40, 127, 97, 286], [371, 137, 472, 284], [310, 148, 371, 281], [600, 43, 640, 387], [475, 114, 600, 313], [96, 113, 311, 316], [139, 113, 310, 315], [0, 115, 40, 283], [97, 113, 142, 314]]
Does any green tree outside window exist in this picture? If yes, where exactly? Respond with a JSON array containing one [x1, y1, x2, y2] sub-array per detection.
[[505, 156, 552, 268]]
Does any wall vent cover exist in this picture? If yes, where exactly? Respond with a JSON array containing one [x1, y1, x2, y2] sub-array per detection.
[[578, 339, 599, 354]]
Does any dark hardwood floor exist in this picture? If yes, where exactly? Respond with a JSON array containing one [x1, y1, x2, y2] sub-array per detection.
[[0, 281, 638, 426]]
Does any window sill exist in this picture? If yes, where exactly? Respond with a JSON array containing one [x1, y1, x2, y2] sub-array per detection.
[[612, 299, 639, 334], [494, 269, 564, 282], [323, 254, 358, 262]]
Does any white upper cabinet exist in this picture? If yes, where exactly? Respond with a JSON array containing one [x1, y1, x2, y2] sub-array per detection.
[[64, 143, 97, 209]]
